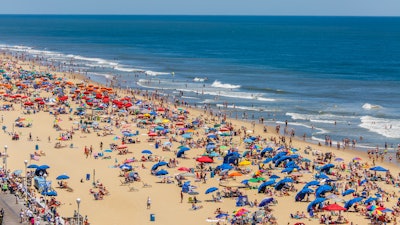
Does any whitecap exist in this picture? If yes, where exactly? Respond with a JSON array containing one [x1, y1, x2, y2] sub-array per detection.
[[359, 116, 400, 138], [362, 103, 382, 110], [211, 80, 240, 89]]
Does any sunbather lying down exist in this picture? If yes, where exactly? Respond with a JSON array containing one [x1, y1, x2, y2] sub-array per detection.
[[191, 203, 203, 210]]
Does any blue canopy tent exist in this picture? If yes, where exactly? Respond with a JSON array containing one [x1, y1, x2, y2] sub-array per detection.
[[304, 180, 320, 189], [295, 188, 314, 202], [155, 169, 169, 176], [364, 197, 377, 205], [223, 152, 240, 165], [307, 198, 326, 212], [260, 147, 273, 157], [272, 152, 288, 163], [151, 161, 168, 171], [274, 177, 294, 190], [315, 185, 333, 198], [319, 164, 335, 173], [258, 180, 276, 193], [177, 148, 190, 158], [342, 189, 355, 196], [344, 197, 363, 210]]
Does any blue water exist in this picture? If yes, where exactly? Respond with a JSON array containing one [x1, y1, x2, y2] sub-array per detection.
[[1, 15, 399, 150]]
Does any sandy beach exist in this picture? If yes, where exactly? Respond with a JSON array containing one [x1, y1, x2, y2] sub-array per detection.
[[1, 52, 399, 225]]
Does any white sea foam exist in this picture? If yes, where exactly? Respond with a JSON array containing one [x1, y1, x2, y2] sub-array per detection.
[[193, 77, 207, 82], [211, 80, 240, 89], [362, 103, 382, 110], [215, 104, 275, 112], [359, 116, 400, 138], [256, 97, 276, 102], [144, 71, 170, 76]]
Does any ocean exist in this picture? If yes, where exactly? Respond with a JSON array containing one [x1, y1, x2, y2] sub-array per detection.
[[0, 15, 399, 151]]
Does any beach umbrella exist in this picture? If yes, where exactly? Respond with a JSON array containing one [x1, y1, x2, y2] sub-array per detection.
[[27, 164, 39, 169], [238, 160, 251, 166], [263, 158, 273, 163], [258, 180, 276, 193], [364, 197, 377, 205], [155, 169, 169, 176], [316, 185, 333, 197], [258, 197, 274, 207], [270, 175, 280, 179], [344, 197, 363, 209], [205, 187, 218, 194], [322, 203, 347, 211], [196, 156, 214, 163], [307, 198, 326, 212], [56, 174, 70, 180], [119, 164, 132, 171], [215, 213, 229, 219], [248, 177, 266, 183], [352, 157, 362, 161], [218, 164, 233, 170], [104, 149, 113, 153], [39, 165, 50, 170], [151, 161, 168, 171], [334, 158, 344, 162], [342, 189, 355, 196], [228, 171, 242, 177], [141, 150, 153, 154], [320, 164, 335, 173], [177, 167, 190, 172], [369, 166, 388, 172], [42, 190, 57, 197], [12, 170, 23, 176], [304, 180, 320, 188], [182, 133, 192, 139]]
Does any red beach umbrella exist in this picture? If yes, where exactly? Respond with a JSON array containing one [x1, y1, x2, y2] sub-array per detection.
[[196, 156, 214, 163], [322, 203, 347, 211]]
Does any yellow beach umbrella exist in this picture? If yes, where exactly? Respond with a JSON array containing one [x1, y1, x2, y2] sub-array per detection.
[[238, 160, 251, 166]]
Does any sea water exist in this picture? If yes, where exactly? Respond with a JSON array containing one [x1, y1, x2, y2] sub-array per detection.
[[0, 15, 399, 151]]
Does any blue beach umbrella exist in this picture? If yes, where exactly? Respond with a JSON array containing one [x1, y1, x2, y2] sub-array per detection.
[[216, 213, 229, 219], [104, 149, 113, 153], [369, 166, 388, 172], [342, 189, 355, 196], [155, 169, 169, 176], [27, 164, 39, 169], [39, 165, 50, 170], [270, 175, 280, 179], [258, 180, 276, 193], [151, 161, 168, 171], [141, 150, 153, 154], [56, 174, 70, 180], [205, 187, 218, 194]]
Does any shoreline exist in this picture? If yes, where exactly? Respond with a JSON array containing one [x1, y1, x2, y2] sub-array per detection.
[[1, 51, 399, 225]]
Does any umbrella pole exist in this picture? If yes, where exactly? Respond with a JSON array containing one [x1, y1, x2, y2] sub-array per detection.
[[93, 169, 96, 187]]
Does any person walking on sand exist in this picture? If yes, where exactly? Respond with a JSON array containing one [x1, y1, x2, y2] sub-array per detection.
[[147, 197, 151, 209]]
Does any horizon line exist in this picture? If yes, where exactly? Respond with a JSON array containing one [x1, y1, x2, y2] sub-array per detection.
[[0, 14, 399, 18]]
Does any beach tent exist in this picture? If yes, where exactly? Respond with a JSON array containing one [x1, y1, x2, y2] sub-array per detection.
[[274, 177, 294, 190], [307, 198, 326, 212], [260, 147, 273, 157], [342, 189, 355, 196], [315, 185, 333, 198], [344, 197, 363, 210], [258, 180, 276, 193], [223, 152, 240, 165], [295, 188, 314, 202], [319, 164, 335, 173], [151, 161, 168, 171], [304, 180, 320, 189]]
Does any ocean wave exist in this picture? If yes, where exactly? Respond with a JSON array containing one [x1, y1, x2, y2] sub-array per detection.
[[144, 71, 171, 76], [359, 116, 400, 138], [211, 80, 240, 89], [215, 104, 276, 112], [362, 103, 382, 110], [193, 77, 207, 82]]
